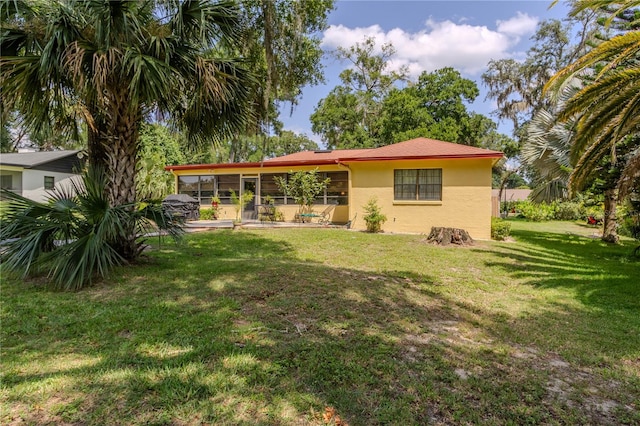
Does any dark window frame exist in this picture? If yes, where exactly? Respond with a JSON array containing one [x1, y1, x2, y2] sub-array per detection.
[[44, 176, 55, 190], [394, 169, 442, 201], [1, 174, 12, 189]]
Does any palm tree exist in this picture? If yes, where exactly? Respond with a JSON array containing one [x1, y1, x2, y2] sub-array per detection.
[[0, 166, 183, 290], [522, 106, 574, 203], [1, 0, 252, 258], [547, 31, 640, 188], [546, 0, 640, 242]]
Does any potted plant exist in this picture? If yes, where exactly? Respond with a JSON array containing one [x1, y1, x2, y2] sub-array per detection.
[[210, 196, 221, 219]]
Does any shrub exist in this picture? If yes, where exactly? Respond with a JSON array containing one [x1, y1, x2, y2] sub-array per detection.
[[551, 201, 585, 221], [516, 200, 593, 222], [516, 200, 554, 221], [362, 197, 387, 233], [200, 208, 215, 220], [491, 217, 511, 240]]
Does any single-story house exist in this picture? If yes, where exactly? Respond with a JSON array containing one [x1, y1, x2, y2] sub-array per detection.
[[165, 138, 503, 239], [0, 150, 84, 202]]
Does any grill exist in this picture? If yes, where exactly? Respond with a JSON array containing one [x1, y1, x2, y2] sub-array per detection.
[[162, 194, 200, 221]]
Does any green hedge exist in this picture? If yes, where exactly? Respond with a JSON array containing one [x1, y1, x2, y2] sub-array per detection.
[[491, 217, 511, 240], [513, 200, 588, 222]]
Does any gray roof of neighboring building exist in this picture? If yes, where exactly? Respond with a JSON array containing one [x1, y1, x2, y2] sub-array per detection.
[[0, 150, 81, 168]]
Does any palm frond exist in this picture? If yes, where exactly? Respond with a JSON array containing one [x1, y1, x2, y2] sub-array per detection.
[[546, 31, 640, 92], [0, 166, 182, 290], [559, 1, 640, 28], [530, 178, 569, 203]]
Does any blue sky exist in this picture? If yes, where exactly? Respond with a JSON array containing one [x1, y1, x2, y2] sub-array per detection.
[[279, 0, 570, 144]]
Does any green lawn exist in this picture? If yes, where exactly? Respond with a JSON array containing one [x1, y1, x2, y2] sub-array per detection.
[[1, 221, 639, 425]]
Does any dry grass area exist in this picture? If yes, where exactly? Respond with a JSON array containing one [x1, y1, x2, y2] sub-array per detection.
[[1, 220, 639, 425]]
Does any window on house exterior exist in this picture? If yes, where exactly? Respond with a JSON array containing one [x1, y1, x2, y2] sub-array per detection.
[[199, 175, 215, 205], [1, 174, 12, 189], [394, 169, 442, 201], [44, 176, 55, 190], [216, 174, 240, 204], [325, 172, 349, 205], [260, 173, 287, 204], [261, 171, 349, 205], [177, 175, 199, 199]]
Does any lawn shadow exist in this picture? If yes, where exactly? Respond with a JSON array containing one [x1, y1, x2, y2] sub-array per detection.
[[2, 229, 639, 425], [483, 228, 639, 313]]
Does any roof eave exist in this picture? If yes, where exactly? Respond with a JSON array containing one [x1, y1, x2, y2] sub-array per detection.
[[164, 159, 341, 172], [340, 153, 504, 162]]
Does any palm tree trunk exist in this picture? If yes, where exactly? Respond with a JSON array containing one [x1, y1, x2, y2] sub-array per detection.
[[602, 187, 619, 243], [89, 96, 142, 260]]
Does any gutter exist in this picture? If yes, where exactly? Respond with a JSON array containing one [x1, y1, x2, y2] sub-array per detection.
[[164, 153, 504, 173]]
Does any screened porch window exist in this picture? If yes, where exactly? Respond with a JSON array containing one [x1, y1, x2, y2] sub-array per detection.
[[260, 173, 287, 205], [216, 174, 240, 204], [394, 169, 442, 201], [177, 176, 199, 199]]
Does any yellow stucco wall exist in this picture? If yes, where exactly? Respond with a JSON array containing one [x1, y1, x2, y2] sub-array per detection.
[[169, 157, 494, 238], [348, 158, 494, 239]]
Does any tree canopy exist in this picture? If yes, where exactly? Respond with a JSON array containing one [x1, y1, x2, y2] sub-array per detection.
[[1, 0, 253, 258], [311, 38, 509, 152], [310, 37, 407, 148]]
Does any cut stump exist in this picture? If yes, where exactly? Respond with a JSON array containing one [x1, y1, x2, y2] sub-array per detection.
[[426, 227, 474, 246]]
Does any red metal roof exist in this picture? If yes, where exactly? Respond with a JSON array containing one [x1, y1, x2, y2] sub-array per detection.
[[164, 137, 503, 171]]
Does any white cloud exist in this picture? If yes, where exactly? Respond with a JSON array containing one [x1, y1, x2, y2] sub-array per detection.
[[321, 12, 538, 78], [497, 12, 539, 37]]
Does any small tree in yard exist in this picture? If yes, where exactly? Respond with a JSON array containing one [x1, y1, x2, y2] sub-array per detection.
[[363, 197, 387, 233], [274, 170, 330, 214], [230, 190, 254, 223]]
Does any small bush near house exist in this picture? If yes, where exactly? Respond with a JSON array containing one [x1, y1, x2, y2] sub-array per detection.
[[200, 208, 216, 220], [491, 217, 511, 240], [363, 197, 387, 233]]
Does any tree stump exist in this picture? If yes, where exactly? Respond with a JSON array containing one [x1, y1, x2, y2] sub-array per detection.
[[426, 227, 474, 246]]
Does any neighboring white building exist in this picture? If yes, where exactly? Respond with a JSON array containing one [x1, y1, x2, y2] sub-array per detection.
[[0, 150, 84, 202]]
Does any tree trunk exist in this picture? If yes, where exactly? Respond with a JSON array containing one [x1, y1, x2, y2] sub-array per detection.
[[89, 93, 142, 260], [426, 227, 474, 246], [602, 188, 619, 244]]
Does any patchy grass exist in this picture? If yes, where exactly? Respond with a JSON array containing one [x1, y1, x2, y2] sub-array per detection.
[[1, 221, 639, 425]]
